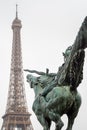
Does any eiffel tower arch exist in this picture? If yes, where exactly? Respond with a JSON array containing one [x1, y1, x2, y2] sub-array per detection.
[[1, 5, 34, 130]]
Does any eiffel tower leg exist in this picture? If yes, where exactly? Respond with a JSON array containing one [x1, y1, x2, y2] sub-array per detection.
[[12, 124, 15, 130], [24, 124, 26, 130]]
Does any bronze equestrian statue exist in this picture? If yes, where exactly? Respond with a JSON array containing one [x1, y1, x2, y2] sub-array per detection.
[[25, 17, 87, 130]]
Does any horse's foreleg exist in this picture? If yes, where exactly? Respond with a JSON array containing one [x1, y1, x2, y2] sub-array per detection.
[[37, 114, 51, 130], [47, 110, 64, 130]]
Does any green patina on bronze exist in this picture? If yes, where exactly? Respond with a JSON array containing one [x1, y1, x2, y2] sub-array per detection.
[[25, 17, 87, 130]]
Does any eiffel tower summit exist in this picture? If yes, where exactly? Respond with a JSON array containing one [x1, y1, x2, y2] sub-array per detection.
[[1, 5, 34, 130]]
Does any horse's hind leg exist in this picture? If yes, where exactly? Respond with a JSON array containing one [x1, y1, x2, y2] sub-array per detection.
[[66, 93, 81, 130], [66, 115, 74, 130], [37, 114, 51, 130], [66, 108, 80, 130]]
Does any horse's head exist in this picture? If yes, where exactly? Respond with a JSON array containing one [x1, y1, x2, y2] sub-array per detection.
[[27, 74, 38, 88], [27, 74, 43, 97]]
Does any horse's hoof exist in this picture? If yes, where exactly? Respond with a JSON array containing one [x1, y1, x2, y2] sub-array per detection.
[[55, 120, 64, 130]]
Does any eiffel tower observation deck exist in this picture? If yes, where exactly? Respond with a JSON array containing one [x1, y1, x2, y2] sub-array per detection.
[[1, 5, 34, 130]]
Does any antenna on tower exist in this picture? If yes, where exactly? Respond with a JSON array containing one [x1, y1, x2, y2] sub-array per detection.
[[16, 4, 18, 19]]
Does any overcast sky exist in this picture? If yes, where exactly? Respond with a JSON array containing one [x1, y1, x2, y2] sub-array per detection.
[[0, 0, 87, 129]]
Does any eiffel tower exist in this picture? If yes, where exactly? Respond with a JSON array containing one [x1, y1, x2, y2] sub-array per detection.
[[1, 5, 34, 130]]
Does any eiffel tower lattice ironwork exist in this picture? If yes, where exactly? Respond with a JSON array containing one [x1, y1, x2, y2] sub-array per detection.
[[1, 5, 34, 130]]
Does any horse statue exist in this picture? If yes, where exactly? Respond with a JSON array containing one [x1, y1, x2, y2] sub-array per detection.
[[25, 17, 87, 130]]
